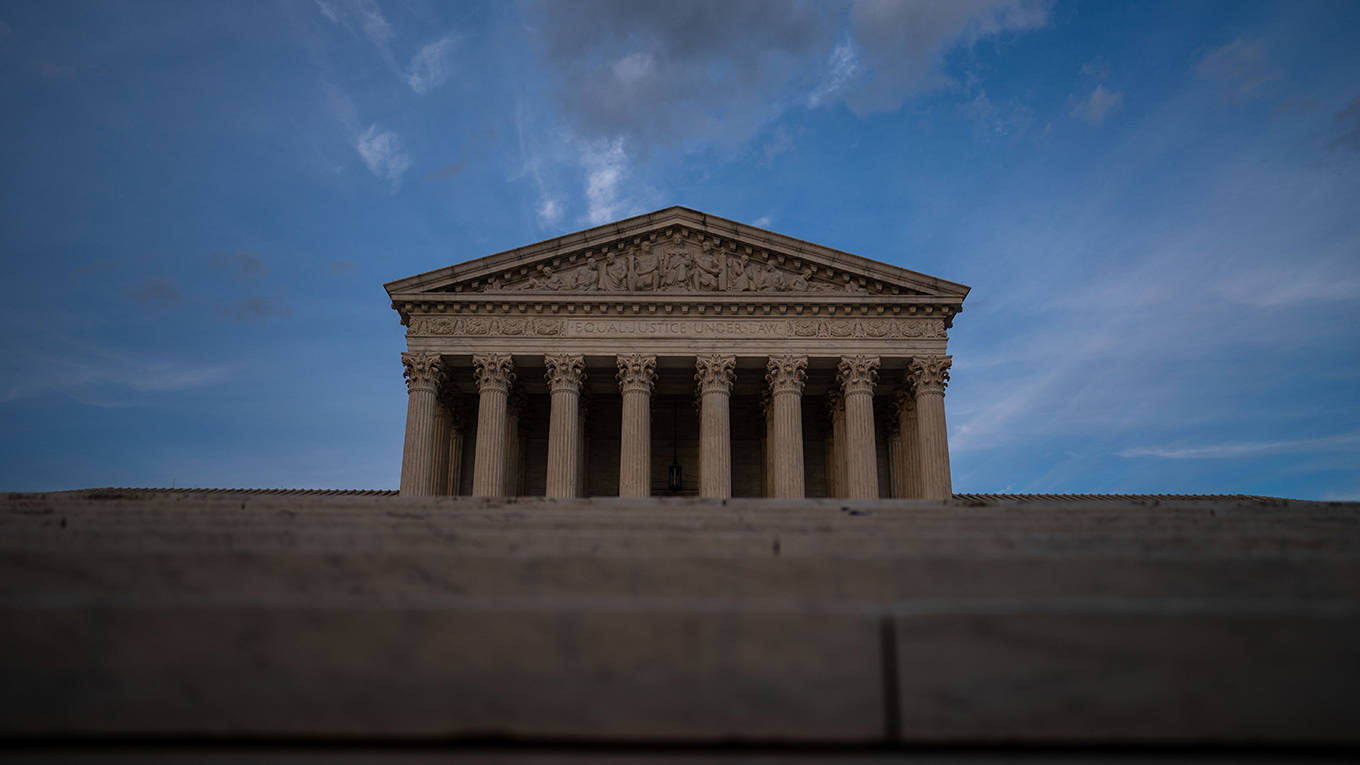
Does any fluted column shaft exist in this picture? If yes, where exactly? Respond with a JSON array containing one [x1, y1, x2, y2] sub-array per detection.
[[761, 393, 774, 498], [430, 384, 454, 495], [826, 392, 845, 498], [471, 354, 514, 497], [447, 416, 465, 495], [767, 355, 807, 498], [894, 390, 923, 499], [503, 393, 524, 497], [909, 355, 953, 500], [617, 355, 657, 497], [576, 395, 590, 497], [695, 355, 735, 499], [885, 412, 905, 499], [544, 354, 586, 498], [399, 352, 444, 496], [838, 355, 881, 499]]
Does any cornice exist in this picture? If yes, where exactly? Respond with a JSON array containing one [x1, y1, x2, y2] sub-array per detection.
[[391, 296, 961, 326]]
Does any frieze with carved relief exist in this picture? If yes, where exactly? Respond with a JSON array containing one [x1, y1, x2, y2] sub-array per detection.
[[407, 315, 947, 340], [450, 227, 903, 296]]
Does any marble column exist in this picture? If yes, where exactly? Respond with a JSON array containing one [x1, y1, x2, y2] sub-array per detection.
[[471, 353, 514, 497], [544, 354, 586, 498], [447, 410, 465, 495], [885, 404, 905, 499], [760, 391, 773, 498], [893, 388, 923, 499], [695, 354, 736, 499], [766, 355, 808, 499], [576, 393, 591, 497], [617, 354, 657, 497], [503, 391, 525, 497], [837, 355, 881, 499], [399, 352, 444, 496], [825, 391, 845, 498], [909, 355, 953, 501], [430, 381, 454, 496]]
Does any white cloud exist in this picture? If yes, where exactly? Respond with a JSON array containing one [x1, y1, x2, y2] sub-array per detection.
[[753, 215, 773, 228], [1120, 432, 1360, 460], [406, 35, 457, 94], [582, 138, 631, 225], [1, 342, 236, 406], [537, 196, 563, 225], [1073, 84, 1123, 125], [808, 41, 860, 107], [355, 125, 411, 186], [316, 0, 394, 50], [613, 52, 655, 86], [1195, 39, 1278, 103]]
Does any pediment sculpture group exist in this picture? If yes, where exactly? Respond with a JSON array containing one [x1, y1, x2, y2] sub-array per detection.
[[498, 239, 868, 295]]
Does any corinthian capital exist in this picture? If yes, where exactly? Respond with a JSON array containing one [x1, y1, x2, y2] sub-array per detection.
[[765, 354, 808, 396], [836, 355, 880, 395], [401, 352, 444, 393], [694, 354, 736, 395], [544, 354, 587, 393], [472, 353, 515, 394], [616, 354, 657, 394], [907, 354, 951, 396]]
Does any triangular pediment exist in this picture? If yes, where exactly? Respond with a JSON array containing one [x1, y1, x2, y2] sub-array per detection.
[[385, 207, 969, 302]]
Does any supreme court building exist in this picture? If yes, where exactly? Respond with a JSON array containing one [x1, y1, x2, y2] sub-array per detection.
[[385, 207, 968, 500]]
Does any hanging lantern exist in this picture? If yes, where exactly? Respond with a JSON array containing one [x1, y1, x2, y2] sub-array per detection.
[[668, 457, 683, 493]]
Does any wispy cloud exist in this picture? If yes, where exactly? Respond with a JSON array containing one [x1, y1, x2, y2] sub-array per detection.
[[405, 35, 456, 94], [210, 251, 266, 280], [355, 124, 411, 187], [1073, 84, 1123, 125], [223, 296, 291, 322], [537, 197, 563, 226], [1120, 432, 1360, 460], [1331, 95, 1360, 152], [1195, 39, 1278, 103], [581, 138, 631, 225], [315, 0, 394, 53], [125, 278, 183, 309], [425, 159, 465, 181], [808, 40, 859, 107], [0, 337, 236, 405]]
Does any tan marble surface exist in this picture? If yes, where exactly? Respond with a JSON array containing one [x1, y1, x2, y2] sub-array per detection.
[[2, 491, 1358, 746]]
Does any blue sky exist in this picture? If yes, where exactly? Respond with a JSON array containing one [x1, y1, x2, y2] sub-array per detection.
[[2, 0, 1358, 498]]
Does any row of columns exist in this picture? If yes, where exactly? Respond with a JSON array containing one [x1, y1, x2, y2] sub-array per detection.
[[399, 352, 953, 500]]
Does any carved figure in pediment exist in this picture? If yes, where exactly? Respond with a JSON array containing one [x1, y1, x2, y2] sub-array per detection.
[[727, 256, 750, 291], [661, 250, 691, 290], [518, 265, 565, 291], [567, 261, 598, 291], [632, 245, 660, 291], [745, 260, 769, 291], [789, 267, 812, 292], [602, 253, 629, 291], [694, 250, 722, 291]]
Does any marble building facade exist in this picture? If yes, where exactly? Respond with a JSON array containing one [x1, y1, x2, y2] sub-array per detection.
[[385, 207, 969, 500]]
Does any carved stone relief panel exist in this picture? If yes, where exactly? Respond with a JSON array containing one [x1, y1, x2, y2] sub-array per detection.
[[407, 314, 947, 340], [450, 226, 891, 296]]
